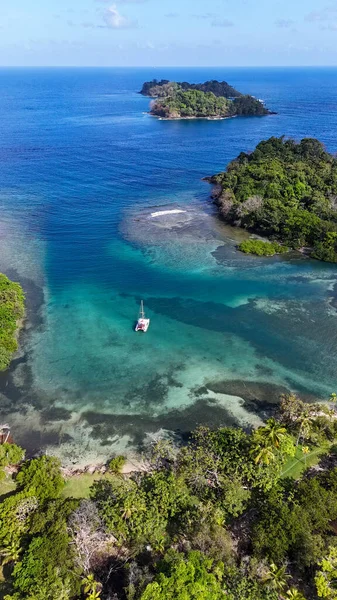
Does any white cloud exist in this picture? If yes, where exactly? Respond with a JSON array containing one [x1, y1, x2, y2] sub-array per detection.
[[211, 18, 234, 27], [103, 4, 137, 28], [321, 22, 337, 29], [191, 13, 234, 27], [305, 4, 337, 22], [275, 18, 295, 28], [192, 13, 215, 20]]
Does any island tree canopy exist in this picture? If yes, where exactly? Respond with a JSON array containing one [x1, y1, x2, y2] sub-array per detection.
[[140, 79, 271, 118], [140, 79, 243, 98], [210, 136, 337, 262]]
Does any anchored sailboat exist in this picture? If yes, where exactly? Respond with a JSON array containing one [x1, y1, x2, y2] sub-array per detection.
[[135, 300, 150, 332]]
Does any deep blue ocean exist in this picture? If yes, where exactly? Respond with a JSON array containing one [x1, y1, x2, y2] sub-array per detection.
[[1, 67, 337, 464]]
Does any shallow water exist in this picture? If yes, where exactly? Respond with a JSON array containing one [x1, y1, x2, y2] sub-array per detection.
[[1, 67, 337, 465]]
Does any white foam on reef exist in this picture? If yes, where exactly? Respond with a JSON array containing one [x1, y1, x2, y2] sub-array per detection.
[[120, 198, 226, 274], [151, 209, 187, 218]]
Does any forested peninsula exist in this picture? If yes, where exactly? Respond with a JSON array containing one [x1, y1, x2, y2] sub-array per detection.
[[2, 393, 337, 599], [208, 136, 337, 262], [140, 79, 273, 119], [0, 273, 24, 371]]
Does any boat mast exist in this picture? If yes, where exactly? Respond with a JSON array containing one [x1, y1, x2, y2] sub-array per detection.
[[140, 300, 145, 319]]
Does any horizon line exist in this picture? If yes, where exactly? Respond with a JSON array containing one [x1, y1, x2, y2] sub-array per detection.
[[0, 64, 337, 69]]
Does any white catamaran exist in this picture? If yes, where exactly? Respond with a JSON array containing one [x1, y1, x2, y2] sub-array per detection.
[[135, 300, 150, 332]]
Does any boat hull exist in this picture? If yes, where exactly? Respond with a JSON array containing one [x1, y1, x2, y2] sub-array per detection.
[[135, 318, 150, 332]]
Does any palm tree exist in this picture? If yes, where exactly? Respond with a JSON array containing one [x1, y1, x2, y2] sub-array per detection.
[[265, 419, 287, 449], [251, 419, 288, 465], [120, 495, 145, 521], [302, 446, 309, 468], [285, 587, 307, 600], [88, 592, 101, 600], [82, 574, 102, 600], [251, 444, 276, 466], [262, 562, 289, 593], [296, 413, 314, 446], [1, 541, 20, 565], [255, 419, 287, 450]]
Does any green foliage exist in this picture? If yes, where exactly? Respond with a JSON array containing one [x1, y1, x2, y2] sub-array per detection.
[[151, 89, 232, 118], [221, 563, 280, 599], [0, 273, 25, 370], [2, 410, 337, 600], [16, 456, 64, 501], [285, 588, 307, 600], [238, 239, 288, 256], [109, 455, 126, 474], [145, 80, 270, 119], [252, 469, 337, 568], [139, 550, 225, 600], [12, 531, 80, 599], [3, 496, 80, 598], [232, 95, 272, 115], [0, 492, 38, 565], [0, 444, 25, 468], [140, 79, 170, 96], [315, 546, 337, 598], [212, 137, 337, 262], [151, 89, 269, 119], [82, 573, 102, 599], [140, 78, 242, 98], [91, 469, 192, 550]]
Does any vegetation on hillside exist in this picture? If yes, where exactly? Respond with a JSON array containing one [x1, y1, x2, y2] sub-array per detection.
[[238, 239, 288, 256], [140, 79, 242, 98], [140, 79, 271, 118], [0, 274, 24, 371], [1, 393, 337, 599], [151, 89, 231, 118], [209, 136, 337, 262], [150, 89, 270, 119]]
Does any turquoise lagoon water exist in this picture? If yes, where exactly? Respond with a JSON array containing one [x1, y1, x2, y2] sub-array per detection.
[[1, 67, 337, 465]]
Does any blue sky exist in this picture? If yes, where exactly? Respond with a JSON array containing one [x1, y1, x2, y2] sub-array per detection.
[[1, 0, 337, 66]]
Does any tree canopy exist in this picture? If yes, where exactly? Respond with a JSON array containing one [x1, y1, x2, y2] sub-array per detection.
[[210, 136, 337, 262], [2, 394, 337, 599], [150, 89, 270, 119], [140, 79, 242, 98], [0, 274, 24, 371], [140, 79, 271, 118]]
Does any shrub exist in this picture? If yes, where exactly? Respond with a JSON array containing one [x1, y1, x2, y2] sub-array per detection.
[[16, 456, 64, 501], [0, 444, 25, 467], [108, 455, 126, 474], [238, 239, 288, 256]]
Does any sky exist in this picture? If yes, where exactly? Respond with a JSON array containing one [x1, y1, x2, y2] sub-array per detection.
[[1, 0, 337, 67]]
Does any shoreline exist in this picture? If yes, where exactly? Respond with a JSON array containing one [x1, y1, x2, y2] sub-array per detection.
[[149, 112, 233, 121], [60, 456, 148, 478], [149, 112, 276, 121]]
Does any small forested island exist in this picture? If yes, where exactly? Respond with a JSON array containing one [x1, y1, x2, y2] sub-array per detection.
[[0, 273, 24, 371], [2, 393, 337, 599], [140, 79, 273, 119], [208, 136, 337, 262]]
